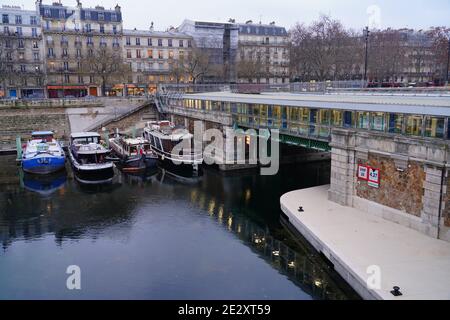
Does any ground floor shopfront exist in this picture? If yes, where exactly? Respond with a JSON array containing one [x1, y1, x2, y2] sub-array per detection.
[[47, 86, 99, 99], [0, 86, 45, 99]]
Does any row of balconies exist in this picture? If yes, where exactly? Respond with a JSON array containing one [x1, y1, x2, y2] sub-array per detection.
[[46, 40, 120, 48], [0, 31, 41, 39], [43, 27, 122, 35]]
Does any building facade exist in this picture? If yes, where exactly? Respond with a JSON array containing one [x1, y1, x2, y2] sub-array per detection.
[[123, 28, 193, 95], [178, 20, 239, 83], [38, 0, 123, 98], [0, 5, 45, 98], [237, 22, 290, 84], [366, 29, 437, 86]]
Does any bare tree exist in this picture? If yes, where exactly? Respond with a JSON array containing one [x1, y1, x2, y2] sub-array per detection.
[[237, 48, 265, 82], [0, 36, 14, 97], [169, 59, 188, 84], [428, 27, 450, 83], [367, 29, 409, 84], [84, 47, 130, 96], [184, 47, 212, 84], [290, 15, 355, 82]]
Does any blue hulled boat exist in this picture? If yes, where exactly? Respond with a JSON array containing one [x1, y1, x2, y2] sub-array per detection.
[[22, 131, 66, 175]]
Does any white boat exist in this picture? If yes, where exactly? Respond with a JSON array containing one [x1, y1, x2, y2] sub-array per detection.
[[143, 121, 203, 172], [68, 132, 114, 181], [109, 136, 158, 173], [22, 131, 66, 175]]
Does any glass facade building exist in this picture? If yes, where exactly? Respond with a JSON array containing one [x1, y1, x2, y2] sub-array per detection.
[[168, 97, 450, 140]]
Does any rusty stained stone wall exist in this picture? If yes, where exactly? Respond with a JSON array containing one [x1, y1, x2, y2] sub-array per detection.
[[356, 153, 425, 217]]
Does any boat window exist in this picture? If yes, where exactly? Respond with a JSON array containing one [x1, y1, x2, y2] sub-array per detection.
[[156, 137, 163, 151], [32, 135, 53, 142], [73, 136, 99, 144], [149, 134, 155, 146]]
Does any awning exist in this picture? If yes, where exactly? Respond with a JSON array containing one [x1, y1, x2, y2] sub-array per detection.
[[47, 85, 88, 90]]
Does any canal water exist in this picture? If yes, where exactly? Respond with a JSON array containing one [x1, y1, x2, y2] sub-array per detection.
[[0, 155, 358, 300]]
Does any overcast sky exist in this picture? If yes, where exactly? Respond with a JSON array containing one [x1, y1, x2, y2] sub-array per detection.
[[2, 0, 449, 31]]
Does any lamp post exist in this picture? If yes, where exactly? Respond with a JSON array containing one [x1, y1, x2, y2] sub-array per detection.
[[446, 37, 450, 86], [363, 26, 370, 86]]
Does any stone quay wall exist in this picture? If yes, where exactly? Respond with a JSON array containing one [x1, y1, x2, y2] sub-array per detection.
[[0, 106, 71, 149], [329, 128, 450, 242]]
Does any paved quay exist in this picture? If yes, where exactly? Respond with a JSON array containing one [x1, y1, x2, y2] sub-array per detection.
[[280, 185, 450, 300]]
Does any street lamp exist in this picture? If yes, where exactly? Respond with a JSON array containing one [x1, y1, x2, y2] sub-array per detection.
[[446, 37, 450, 86], [363, 26, 370, 86]]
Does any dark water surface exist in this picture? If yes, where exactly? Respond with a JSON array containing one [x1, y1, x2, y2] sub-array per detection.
[[0, 155, 358, 300]]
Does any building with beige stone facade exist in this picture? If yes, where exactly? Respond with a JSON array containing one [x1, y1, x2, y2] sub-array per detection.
[[38, 0, 123, 98], [236, 22, 290, 85], [123, 27, 193, 95], [0, 5, 44, 98]]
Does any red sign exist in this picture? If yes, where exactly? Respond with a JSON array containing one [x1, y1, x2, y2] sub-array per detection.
[[357, 164, 369, 180], [357, 164, 380, 188], [368, 167, 380, 188]]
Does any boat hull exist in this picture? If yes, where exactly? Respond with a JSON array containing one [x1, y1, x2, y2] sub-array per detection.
[[68, 149, 114, 180], [116, 155, 158, 173], [22, 155, 66, 175], [158, 158, 203, 177]]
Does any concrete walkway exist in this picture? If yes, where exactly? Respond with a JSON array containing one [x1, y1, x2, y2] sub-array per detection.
[[281, 185, 450, 300]]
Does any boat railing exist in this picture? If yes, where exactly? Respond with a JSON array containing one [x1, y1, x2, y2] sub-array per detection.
[[155, 147, 203, 163]]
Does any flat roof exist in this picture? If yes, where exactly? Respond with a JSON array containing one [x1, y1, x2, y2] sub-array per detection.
[[71, 132, 101, 139], [32, 131, 54, 136], [183, 92, 450, 116]]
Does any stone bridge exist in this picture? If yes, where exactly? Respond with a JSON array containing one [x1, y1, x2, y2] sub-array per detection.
[[157, 90, 450, 243]]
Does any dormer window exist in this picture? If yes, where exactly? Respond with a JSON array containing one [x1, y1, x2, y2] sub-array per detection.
[[98, 13, 104, 21], [44, 9, 50, 17], [59, 10, 65, 19], [85, 11, 91, 19], [111, 13, 117, 21]]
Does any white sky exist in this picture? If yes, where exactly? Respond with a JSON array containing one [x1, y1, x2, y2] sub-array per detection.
[[2, 0, 449, 31]]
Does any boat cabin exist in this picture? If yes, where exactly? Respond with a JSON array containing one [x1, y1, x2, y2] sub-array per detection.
[[70, 132, 109, 165], [117, 137, 151, 156], [70, 132, 101, 145], [31, 131, 54, 143]]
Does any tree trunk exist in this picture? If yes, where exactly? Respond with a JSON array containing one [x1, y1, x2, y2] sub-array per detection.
[[102, 77, 106, 97]]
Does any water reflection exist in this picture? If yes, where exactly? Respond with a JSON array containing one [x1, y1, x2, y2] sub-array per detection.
[[21, 170, 67, 198], [183, 173, 355, 300], [0, 155, 357, 300]]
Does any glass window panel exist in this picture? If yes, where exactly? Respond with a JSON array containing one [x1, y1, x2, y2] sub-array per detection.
[[343, 111, 354, 128], [425, 117, 445, 138], [331, 110, 343, 127], [260, 105, 267, 119], [290, 107, 299, 122], [309, 109, 318, 124], [299, 124, 308, 136], [388, 114, 403, 134], [357, 112, 370, 129], [299, 108, 309, 123], [370, 112, 386, 132], [319, 127, 330, 138], [252, 104, 259, 116], [319, 109, 330, 125], [272, 106, 281, 120], [405, 115, 423, 136]]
